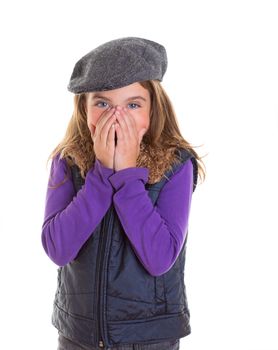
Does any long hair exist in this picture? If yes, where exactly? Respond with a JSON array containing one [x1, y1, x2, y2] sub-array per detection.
[[46, 80, 206, 189]]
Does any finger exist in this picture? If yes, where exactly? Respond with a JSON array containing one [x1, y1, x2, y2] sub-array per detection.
[[115, 121, 123, 141], [98, 107, 115, 129], [139, 128, 146, 143], [118, 108, 137, 139], [102, 113, 117, 143], [97, 107, 116, 135], [123, 107, 137, 130], [90, 123, 96, 142], [107, 122, 116, 147], [115, 109, 129, 137]]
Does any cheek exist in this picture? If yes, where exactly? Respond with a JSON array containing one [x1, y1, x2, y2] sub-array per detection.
[[136, 113, 150, 131], [87, 109, 104, 127]]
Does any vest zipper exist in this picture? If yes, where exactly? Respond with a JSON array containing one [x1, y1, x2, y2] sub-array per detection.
[[95, 207, 112, 348], [95, 222, 104, 348], [96, 229, 104, 348]]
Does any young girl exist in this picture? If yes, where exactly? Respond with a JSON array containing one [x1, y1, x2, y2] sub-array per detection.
[[41, 37, 206, 350]]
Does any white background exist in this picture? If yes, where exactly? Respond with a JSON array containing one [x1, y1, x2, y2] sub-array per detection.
[[0, 1, 277, 349]]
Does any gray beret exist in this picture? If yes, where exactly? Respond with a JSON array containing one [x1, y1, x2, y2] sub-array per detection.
[[67, 36, 168, 94]]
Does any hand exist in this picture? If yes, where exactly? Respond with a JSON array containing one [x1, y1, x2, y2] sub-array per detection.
[[89, 107, 117, 169], [114, 106, 146, 172]]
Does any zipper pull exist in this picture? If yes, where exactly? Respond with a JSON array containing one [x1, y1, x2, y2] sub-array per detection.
[[99, 339, 104, 348]]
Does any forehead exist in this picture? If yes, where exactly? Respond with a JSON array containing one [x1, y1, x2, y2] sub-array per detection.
[[89, 82, 149, 100]]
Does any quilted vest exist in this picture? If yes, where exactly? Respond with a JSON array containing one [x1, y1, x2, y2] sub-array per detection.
[[51, 147, 198, 348]]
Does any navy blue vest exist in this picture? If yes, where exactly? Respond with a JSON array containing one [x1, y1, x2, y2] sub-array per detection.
[[51, 147, 198, 348]]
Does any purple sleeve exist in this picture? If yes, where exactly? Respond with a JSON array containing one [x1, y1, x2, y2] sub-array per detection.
[[108, 160, 194, 277], [41, 155, 114, 267]]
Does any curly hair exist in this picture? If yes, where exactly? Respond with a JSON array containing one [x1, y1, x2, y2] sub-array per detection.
[[46, 80, 206, 189]]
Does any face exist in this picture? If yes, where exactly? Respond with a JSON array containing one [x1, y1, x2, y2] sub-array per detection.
[[85, 82, 151, 136]]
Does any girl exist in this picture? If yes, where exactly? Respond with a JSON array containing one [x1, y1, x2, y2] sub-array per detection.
[[41, 37, 206, 350]]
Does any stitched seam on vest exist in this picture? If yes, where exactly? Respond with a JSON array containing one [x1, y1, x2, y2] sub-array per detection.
[[54, 301, 94, 321], [108, 310, 188, 323], [58, 291, 94, 295], [107, 294, 156, 305], [106, 295, 183, 306]]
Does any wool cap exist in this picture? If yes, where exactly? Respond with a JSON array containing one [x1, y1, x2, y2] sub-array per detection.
[[67, 36, 168, 94]]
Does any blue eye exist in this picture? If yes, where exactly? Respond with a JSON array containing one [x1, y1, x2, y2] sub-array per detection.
[[128, 103, 140, 109], [95, 101, 140, 109], [96, 101, 109, 108]]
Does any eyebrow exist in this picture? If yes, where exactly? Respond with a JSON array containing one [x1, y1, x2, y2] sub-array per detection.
[[91, 94, 147, 102]]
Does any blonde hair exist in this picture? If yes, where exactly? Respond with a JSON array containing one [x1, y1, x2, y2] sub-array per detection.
[[46, 80, 206, 189]]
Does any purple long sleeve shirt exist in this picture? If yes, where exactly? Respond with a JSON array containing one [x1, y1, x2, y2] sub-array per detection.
[[41, 154, 193, 276]]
